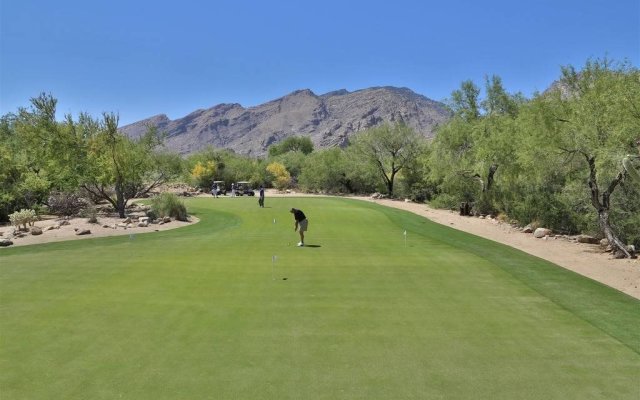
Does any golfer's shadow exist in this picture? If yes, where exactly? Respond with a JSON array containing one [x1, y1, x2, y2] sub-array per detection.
[[303, 244, 321, 248]]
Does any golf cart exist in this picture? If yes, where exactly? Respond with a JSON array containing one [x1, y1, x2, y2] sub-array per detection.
[[211, 180, 226, 196], [234, 181, 255, 196]]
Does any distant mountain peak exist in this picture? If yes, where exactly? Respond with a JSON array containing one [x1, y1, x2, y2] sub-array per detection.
[[120, 86, 451, 156]]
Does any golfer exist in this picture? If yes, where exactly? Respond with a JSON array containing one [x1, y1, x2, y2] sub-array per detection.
[[258, 186, 265, 207], [290, 208, 308, 247]]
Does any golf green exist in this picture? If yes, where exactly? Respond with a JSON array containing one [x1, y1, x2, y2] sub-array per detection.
[[1, 197, 638, 399]]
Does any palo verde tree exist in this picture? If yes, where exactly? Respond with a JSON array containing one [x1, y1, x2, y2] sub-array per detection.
[[533, 58, 640, 257], [82, 113, 182, 218], [350, 123, 424, 196], [267, 136, 314, 157]]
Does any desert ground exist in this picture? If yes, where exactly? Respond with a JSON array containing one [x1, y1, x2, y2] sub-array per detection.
[[2, 190, 638, 299]]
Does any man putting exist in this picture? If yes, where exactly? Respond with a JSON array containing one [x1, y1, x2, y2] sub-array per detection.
[[290, 208, 308, 247]]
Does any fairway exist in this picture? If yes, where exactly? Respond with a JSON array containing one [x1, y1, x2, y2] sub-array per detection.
[[1, 197, 639, 399]]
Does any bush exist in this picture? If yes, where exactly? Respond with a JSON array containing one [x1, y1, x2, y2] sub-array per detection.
[[150, 193, 188, 221], [9, 209, 38, 230], [47, 191, 87, 216]]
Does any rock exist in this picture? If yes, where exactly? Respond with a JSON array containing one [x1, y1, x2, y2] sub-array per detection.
[[102, 224, 111, 228], [600, 238, 609, 248], [59, 220, 70, 226], [139, 216, 150, 223], [163, 217, 171, 223], [117, 223, 128, 229], [30, 226, 43, 235], [123, 217, 132, 224], [75, 229, 91, 236], [577, 234, 599, 244], [44, 225, 55, 231], [522, 225, 534, 233], [533, 228, 552, 238], [138, 221, 149, 227], [613, 249, 627, 259], [126, 223, 133, 229], [0, 239, 13, 247]]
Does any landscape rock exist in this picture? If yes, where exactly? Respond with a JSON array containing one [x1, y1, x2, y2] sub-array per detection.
[[533, 228, 552, 238], [123, 217, 132, 224], [522, 225, 534, 233], [138, 221, 149, 227], [0, 239, 13, 247], [30, 226, 43, 235], [577, 234, 599, 244], [75, 229, 91, 236], [163, 217, 171, 223]]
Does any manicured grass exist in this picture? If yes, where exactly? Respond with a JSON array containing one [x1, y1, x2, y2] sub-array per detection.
[[1, 196, 639, 399]]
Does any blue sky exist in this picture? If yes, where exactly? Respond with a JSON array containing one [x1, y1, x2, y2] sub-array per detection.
[[1, 0, 638, 126]]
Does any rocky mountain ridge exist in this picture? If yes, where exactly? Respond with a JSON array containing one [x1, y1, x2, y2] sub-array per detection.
[[120, 86, 451, 156]]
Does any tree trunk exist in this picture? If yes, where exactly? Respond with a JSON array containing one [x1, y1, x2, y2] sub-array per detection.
[[586, 155, 634, 258], [598, 209, 633, 258], [115, 179, 126, 218]]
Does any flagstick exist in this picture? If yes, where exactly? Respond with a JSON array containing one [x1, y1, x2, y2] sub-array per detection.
[[272, 255, 277, 280]]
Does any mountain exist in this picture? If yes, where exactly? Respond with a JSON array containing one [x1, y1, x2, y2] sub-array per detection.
[[119, 86, 451, 156]]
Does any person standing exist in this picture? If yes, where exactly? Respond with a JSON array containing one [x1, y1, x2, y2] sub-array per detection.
[[231, 182, 236, 197], [211, 182, 218, 198], [258, 186, 265, 207], [290, 208, 308, 247]]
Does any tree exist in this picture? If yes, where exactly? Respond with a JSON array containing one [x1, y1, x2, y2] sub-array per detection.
[[268, 136, 314, 157], [81, 113, 181, 218], [350, 123, 424, 196], [265, 162, 291, 190], [449, 80, 481, 121], [532, 59, 640, 257]]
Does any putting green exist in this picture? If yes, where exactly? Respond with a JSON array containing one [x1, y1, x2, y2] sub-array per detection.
[[1, 197, 638, 399]]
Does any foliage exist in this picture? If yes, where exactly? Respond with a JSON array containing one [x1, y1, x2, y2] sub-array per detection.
[[350, 123, 425, 196], [82, 114, 181, 217], [268, 135, 314, 157], [190, 160, 217, 189], [47, 191, 87, 216], [150, 192, 188, 221], [9, 208, 37, 230], [265, 162, 291, 190]]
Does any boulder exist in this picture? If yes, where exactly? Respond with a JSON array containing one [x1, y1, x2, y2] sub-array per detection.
[[138, 221, 149, 227], [123, 217, 132, 224], [533, 228, 552, 238], [139, 216, 150, 223], [30, 226, 43, 236], [75, 229, 91, 236], [600, 238, 609, 248], [59, 220, 70, 226], [522, 225, 534, 234], [576, 234, 599, 244], [0, 239, 13, 247], [163, 217, 171, 223]]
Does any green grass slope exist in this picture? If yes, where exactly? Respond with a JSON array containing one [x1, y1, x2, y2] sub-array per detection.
[[1, 196, 638, 399]]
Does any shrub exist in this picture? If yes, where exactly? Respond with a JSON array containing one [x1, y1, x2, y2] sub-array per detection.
[[47, 191, 86, 216], [9, 209, 38, 230], [150, 193, 188, 221]]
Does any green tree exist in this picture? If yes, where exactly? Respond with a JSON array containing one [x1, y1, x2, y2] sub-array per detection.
[[81, 113, 180, 218], [532, 59, 640, 257], [350, 123, 424, 196], [268, 136, 314, 157]]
